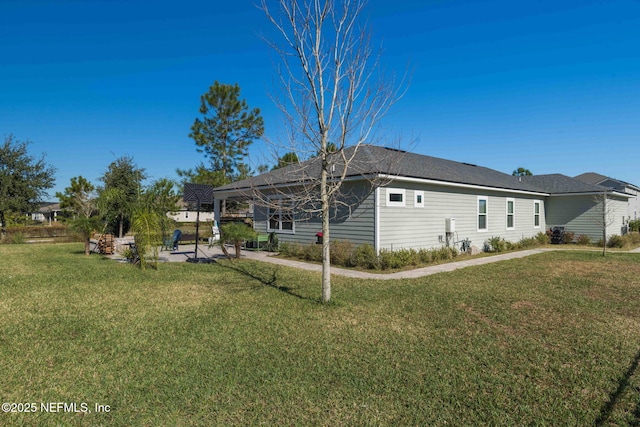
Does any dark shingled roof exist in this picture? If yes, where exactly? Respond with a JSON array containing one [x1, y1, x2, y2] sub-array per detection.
[[574, 172, 608, 185], [213, 145, 545, 194], [212, 145, 620, 196], [575, 172, 640, 192], [521, 174, 609, 194]]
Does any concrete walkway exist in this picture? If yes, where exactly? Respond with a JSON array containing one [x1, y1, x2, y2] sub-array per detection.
[[121, 244, 544, 280], [112, 243, 640, 280], [245, 248, 549, 280]]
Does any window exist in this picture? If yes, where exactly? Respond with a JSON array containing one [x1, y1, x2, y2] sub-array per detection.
[[478, 196, 488, 231], [386, 188, 406, 207], [267, 197, 295, 233], [415, 190, 424, 208], [534, 201, 541, 228], [390, 193, 403, 202], [506, 198, 515, 230]]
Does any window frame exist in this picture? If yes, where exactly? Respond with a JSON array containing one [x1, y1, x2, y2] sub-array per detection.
[[506, 198, 515, 230], [386, 188, 406, 207], [533, 200, 541, 228], [267, 196, 295, 234], [414, 190, 424, 208], [477, 196, 488, 232]]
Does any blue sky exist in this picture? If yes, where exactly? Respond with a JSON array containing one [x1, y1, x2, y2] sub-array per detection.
[[1, 0, 639, 198]]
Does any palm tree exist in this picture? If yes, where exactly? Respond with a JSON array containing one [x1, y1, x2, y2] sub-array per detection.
[[219, 222, 256, 259], [131, 207, 162, 269]]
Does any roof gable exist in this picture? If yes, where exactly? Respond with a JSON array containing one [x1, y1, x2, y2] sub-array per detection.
[[575, 172, 640, 191], [524, 174, 615, 194]]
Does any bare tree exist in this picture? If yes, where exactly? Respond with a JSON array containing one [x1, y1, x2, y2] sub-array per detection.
[[593, 189, 616, 256], [259, 0, 404, 302]]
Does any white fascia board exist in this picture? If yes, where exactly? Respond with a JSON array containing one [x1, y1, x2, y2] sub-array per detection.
[[548, 191, 633, 198], [376, 175, 550, 197]]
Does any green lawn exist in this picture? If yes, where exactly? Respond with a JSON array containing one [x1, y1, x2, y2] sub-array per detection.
[[1, 243, 640, 426]]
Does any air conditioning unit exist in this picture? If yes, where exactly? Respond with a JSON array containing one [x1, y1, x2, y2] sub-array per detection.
[[445, 218, 456, 233]]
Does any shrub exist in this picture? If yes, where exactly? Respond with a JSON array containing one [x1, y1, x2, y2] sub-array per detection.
[[536, 231, 549, 245], [484, 236, 507, 253], [563, 231, 575, 244], [330, 240, 354, 266], [10, 232, 26, 244], [278, 242, 303, 258], [1, 225, 71, 243], [265, 232, 279, 252], [350, 244, 379, 269], [418, 248, 433, 264], [435, 246, 457, 260], [403, 248, 421, 266], [378, 249, 413, 270], [576, 234, 591, 245], [607, 234, 625, 248], [630, 219, 640, 232], [121, 247, 137, 263], [517, 236, 538, 248], [302, 242, 322, 262]]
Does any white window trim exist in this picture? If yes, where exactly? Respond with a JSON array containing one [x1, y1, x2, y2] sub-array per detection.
[[506, 198, 515, 230], [386, 188, 406, 207], [533, 200, 541, 228], [415, 190, 424, 208], [266, 196, 295, 234], [478, 196, 488, 232]]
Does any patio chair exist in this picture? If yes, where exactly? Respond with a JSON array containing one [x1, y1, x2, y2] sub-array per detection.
[[170, 229, 182, 251]]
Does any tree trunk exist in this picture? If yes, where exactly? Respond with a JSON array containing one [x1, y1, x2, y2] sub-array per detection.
[[119, 217, 124, 238], [321, 163, 331, 303], [84, 237, 91, 256], [220, 242, 231, 259]]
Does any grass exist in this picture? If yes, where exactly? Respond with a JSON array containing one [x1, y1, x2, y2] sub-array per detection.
[[1, 243, 640, 425]]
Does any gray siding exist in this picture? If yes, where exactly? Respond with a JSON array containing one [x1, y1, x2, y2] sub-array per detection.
[[378, 183, 546, 251], [546, 194, 629, 242], [624, 186, 639, 220], [253, 182, 375, 247]]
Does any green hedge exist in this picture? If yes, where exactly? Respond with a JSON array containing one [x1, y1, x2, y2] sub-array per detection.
[[1, 225, 75, 244], [279, 241, 458, 271]]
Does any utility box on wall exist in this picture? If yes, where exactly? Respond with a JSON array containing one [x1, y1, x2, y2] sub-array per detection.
[[445, 218, 456, 233]]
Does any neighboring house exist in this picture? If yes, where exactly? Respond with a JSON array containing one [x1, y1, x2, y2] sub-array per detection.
[[211, 146, 632, 252], [166, 198, 215, 223], [575, 172, 640, 221], [165, 198, 253, 223], [32, 202, 62, 224]]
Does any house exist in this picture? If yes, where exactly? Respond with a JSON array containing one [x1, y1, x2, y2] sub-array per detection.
[[211, 145, 632, 252], [575, 172, 640, 221], [32, 202, 62, 225], [166, 198, 216, 223], [166, 198, 254, 223]]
